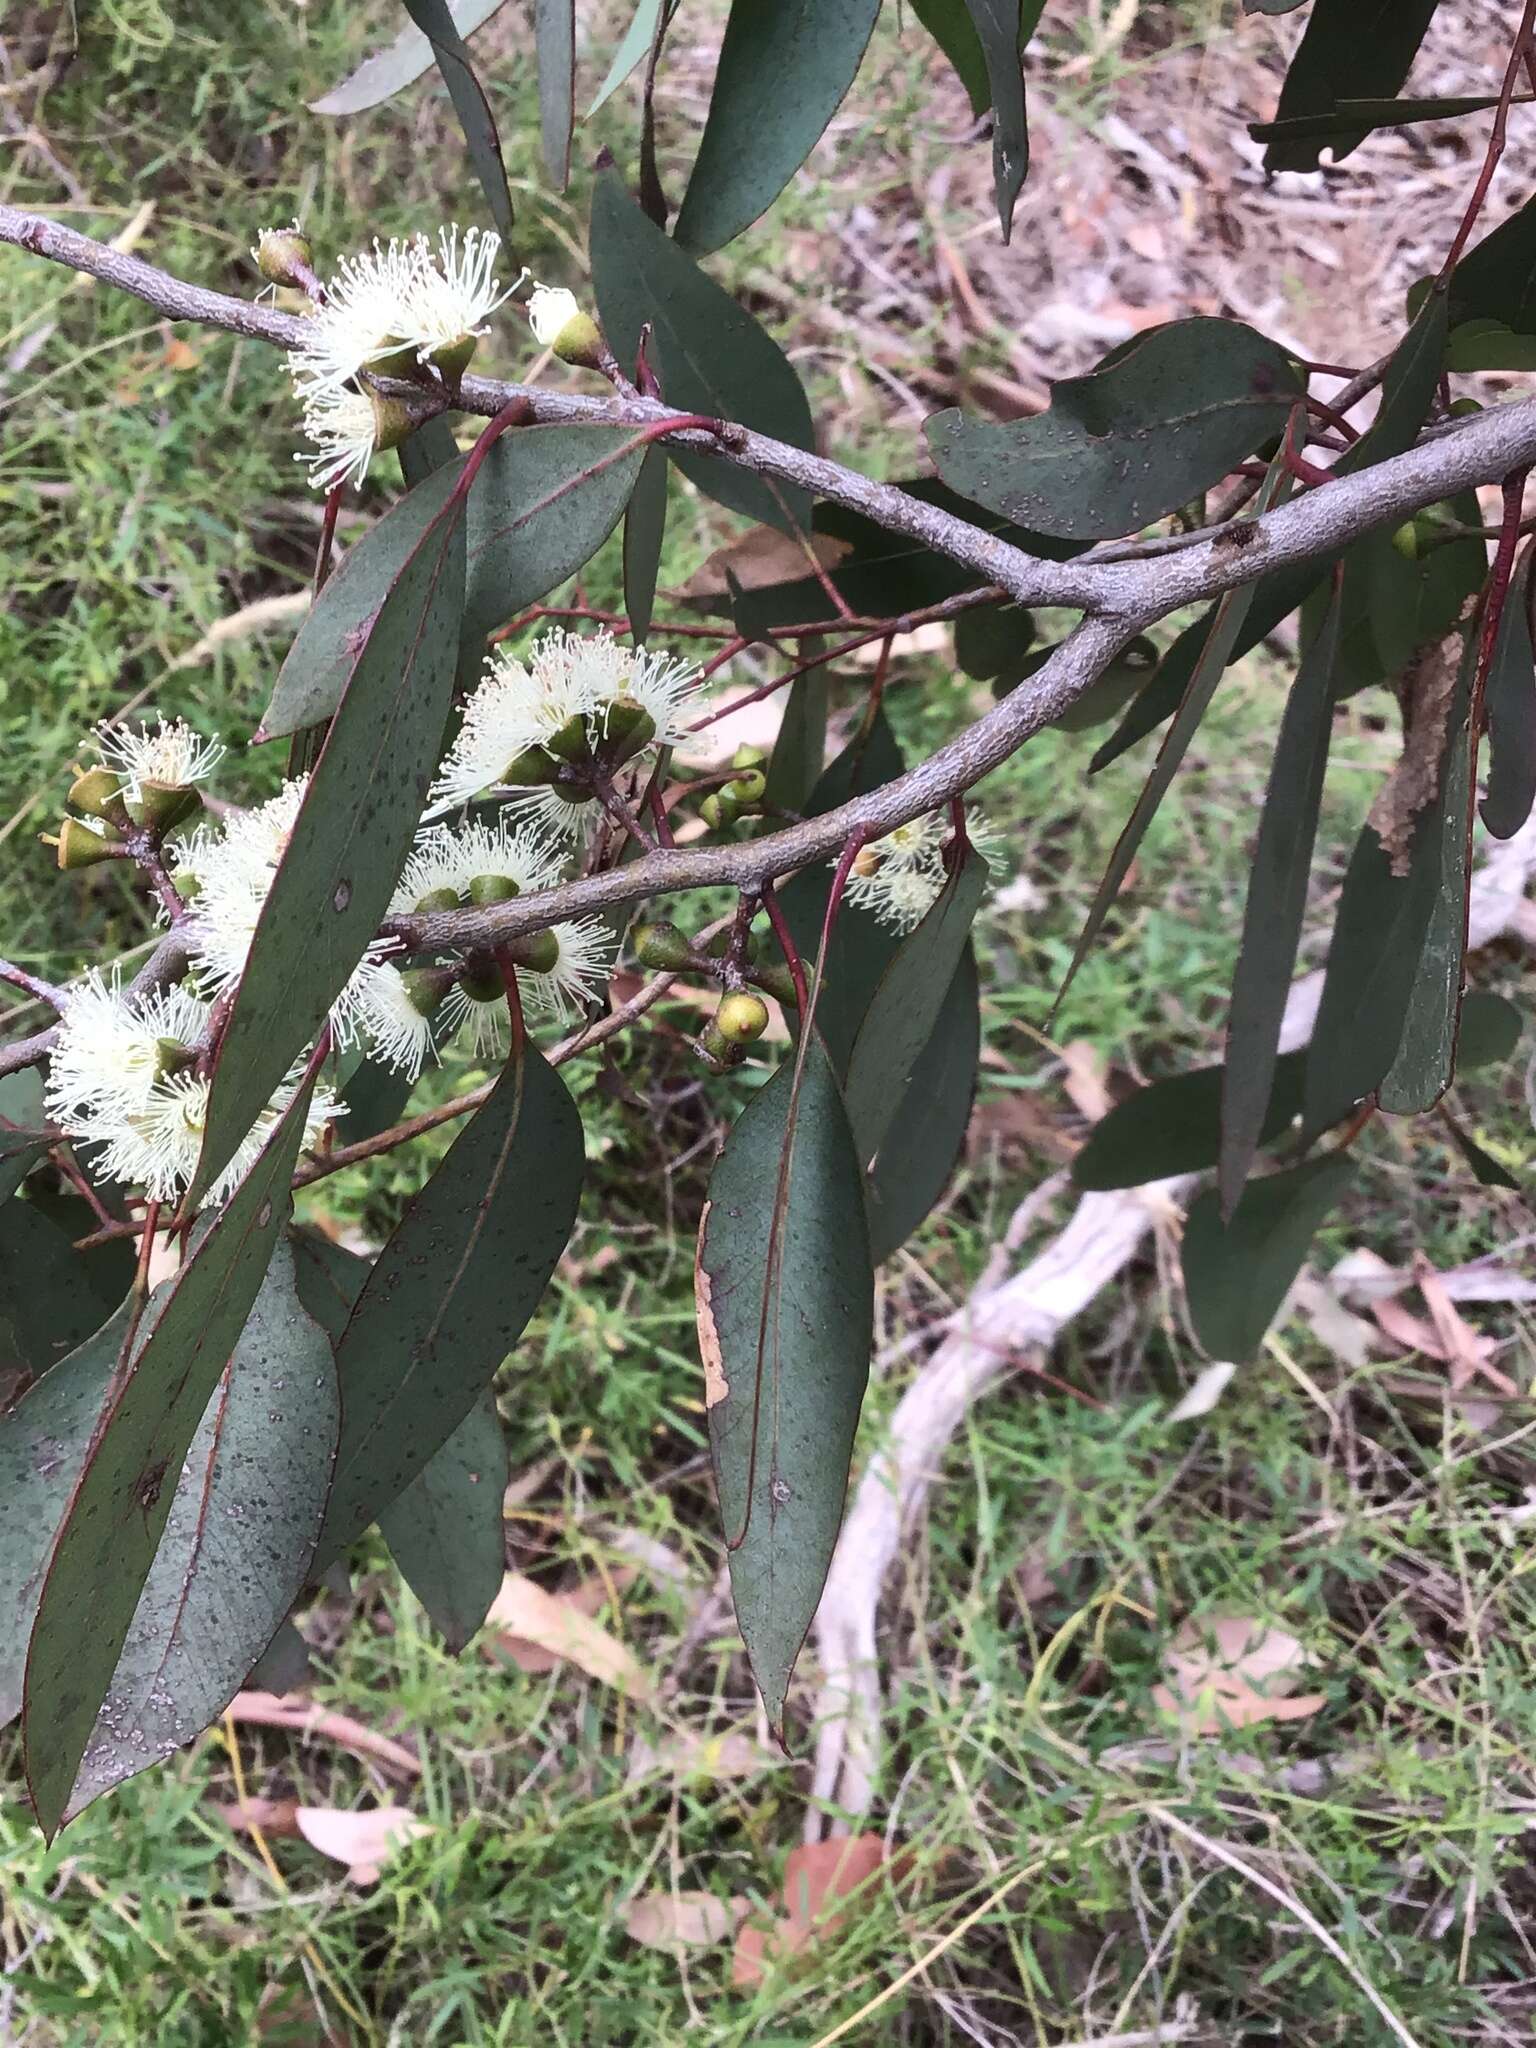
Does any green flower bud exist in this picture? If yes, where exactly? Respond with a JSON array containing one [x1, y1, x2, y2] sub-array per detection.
[[517, 929, 561, 974], [1390, 521, 1419, 561], [600, 696, 656, 767], [255, 225, 315, 289], [458, 963, 505, 1004], [752, 961, 800, 1007], [725, 769, 766, 807], [633, 920, 692, 970], [527, 287, 605, 370], [699, 1019, 738, 1066], [68, 766, 126, 822], [153, 1036, 199, 1080], [1448, 396, 1484, 418], [700, 791, 739, 831], [542, 712, 594, 765], [54, 815, 123, 869], [414, 886, 462, 914], [467, 873, 520, 906], [367, 391, 415, 454], [428, 333, 478, 381], [130, 779, 203, 835], [716, 992, 770, 1044], [731, 744, 766, 771], [501, 745, 562, 786], [403, 968, 447, 1018]]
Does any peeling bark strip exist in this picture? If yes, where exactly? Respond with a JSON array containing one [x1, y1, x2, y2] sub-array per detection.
[[1368, 631, 1464, 874], [693, 1207, 730, 1409]]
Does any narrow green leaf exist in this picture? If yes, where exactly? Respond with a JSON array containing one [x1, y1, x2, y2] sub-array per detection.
[[674, 0, 881, 255], [1072, 1052, 1305, 1193], [866, 947, 980, 1264], [1448, 193, 1536, 338], [623, 445, 669, 645], [1055, 464, 1291, 1015], [0, 1200, 132, 1386], [535, 0, 575, 186], [1482, 551, 1536, 837], [196, 501, 466, 1201], [927, 319, 1301, 540], [338, 1053, 418, 1148], [1250, 91, 1506, 146], [1183, 1155, 1356, 1361], [22, 1076, 314, 1836], [0, 1301, 131, 1730], [1261, 0, 1441, 173], [399, 411, 461, 486], [1442, 1112, 1520, 1190], [1456, 991, 1523, 1072], [380, 1389, 508, 1651], [762, 672, 829, 814], [844, 850, 988, 1172], [696, 1034, 873, 1738], [1243, 0, 1306, 13], [908, 0, 989, 113], [319, 1041, 582, 1557], [398, 0, 515, 241], [956, 0, 1045, 241], [261, 429, 644, 741], [1046, 635, 1158, 732], [64, 1239, 339, 1818], [309, 0, 509, 114], [591, 170, 815, 535], [1378, 640, 1475, 1114], [1219, 584, 1345, 1213], [586, 0, 665, 116], [1446, 320, 1536, 372], [245, 1619, 313, 1694]]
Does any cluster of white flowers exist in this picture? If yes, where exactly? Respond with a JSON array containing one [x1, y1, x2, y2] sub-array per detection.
[[845, 809, 999, 934], [285, 226, 517, 491], [44, 970, 340, 1208], [92, 716, 224, 805], [429, 629, 700, 837]]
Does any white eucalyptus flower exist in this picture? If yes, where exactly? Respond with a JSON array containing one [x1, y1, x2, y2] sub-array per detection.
[[401, 225, 519, 365], [297, 385, 387, 493], [844, 808, 1000, 934], [438, 975, 512, 1060], [86, 1065, 341, 1209], [516, 916, 613, 1022], [349, 960, 438, 1079], [44, 970, 208, 1124], [93, 717, 224, 803], [525, 284, 582, 347], [388, 817, 563, 916]]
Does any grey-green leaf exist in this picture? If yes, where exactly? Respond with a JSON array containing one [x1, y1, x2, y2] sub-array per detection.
[[1456, 991, 1523, 1073], [196, 500, 466, 1200], [536, 0, 575, 185], [586, 0, 665, 115], [927, 319, 1301, 540], [908, 0, 989, 112], [0, 1127, 48, 1203], [398, 0, 515, 242], [866, 948, 981, 1264], [1, 1199, 133, 1386], [1219, 583, 1344, 1213], [762, 671, 829, 815], [1251, 91, 1508, 147], [1073, 1052, 1305, 1193], [591, 169, 815, 535], [261, 429, 645, 741], [309, 0, 510, 114], [1261, 0, 1441, 173], [1184, 1154, 1356, 1361], [379, 1390, 508, 1651], [844, 849, 988, 1173], [696, 1035, 873, 1739], [1482, 550, 1536, 838], [1450, 195, 1536, 337], [319, 1041, 582, 1557], [64, 1238, 339, 1818], [958, 0, 1044, 242], [22, 1076, 314, 1836], [674, 0, 882, 255], [623, 445, 669, 645]]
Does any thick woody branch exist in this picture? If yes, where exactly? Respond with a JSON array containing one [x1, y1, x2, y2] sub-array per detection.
[[8, 205, 1536, 618]]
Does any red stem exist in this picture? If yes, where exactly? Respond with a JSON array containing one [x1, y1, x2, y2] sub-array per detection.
[[760, 883, 809, 1023], [1439, 0, 1536, 279]]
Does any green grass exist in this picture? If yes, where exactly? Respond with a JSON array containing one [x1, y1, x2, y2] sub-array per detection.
[[5, 1, 1536, 2042]]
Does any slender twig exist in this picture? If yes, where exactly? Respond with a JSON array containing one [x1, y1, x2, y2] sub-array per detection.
[[0, 959, 66, 1008], [1438, 0, 1536, 279]]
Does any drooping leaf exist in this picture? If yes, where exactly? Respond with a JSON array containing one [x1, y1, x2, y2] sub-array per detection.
[[591, 170, 815, 534], [1442, 1112, 1520, 1190], [762, 672, 829, 814], [674, 0, 882, 255], [196, 499, 465, 1201], [955, 603, 1034, 681], [1219, 583, 1345, 1213], [956, 0, 1045, 241], [398, 0, 515, 241], [318, 1041, 582, 1557], [1093, 291, 1449, 770], [0, 1198, 133, 1386], [398, 411, 461, 486], [1183, 1155, 1357, 1362], [623, 445, 669, 645], [1072, 1052, 1305, 1193], [1456, 991, 1523, 1072], [309, 0, 510, 114], [927, 319, 1301, 541], [695, 1035, 873, 1738], [1378, 640, 1475, 1114], [1446, 321, 1536, 372], [22, 1075, 314, 1835], [1261, 0, 1442, 173], [0, 1301, 131, 1729], [1055, 465, 1291, 1013], [908, 0, 989, 113], [65, 1238, 339, 1817], [586, 0, 665, 115], [844, 850, 988, 1172], [1251, 91, 1513, 149], [261, 429, 645, 740], [865, 946, 981, 1263], [773, 712, 905, 1072], [1448, 193, 1536, 338], [535, 0, 575, 185], [1482, 550, 1536, 837], [379, 1389, 508, 1651], [338, 1052, 418, 1148], [245, 1618, 313, 1694]]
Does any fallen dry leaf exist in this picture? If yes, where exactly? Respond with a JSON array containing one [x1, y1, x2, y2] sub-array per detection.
[[484, 1571, 655, 1700], [626, 1728, 782, 1785], [1060, 1040, 1112, 1124], [732, 1833, 889, 1988], [1166, 1360, 1236, 1423], [671, 526, 850, 610], [295, 1805, 433, 1886], [623, 1890, 749, 1953], [1415, 1254, 1518, 1396], [1152, 1614, 1326, 1735]]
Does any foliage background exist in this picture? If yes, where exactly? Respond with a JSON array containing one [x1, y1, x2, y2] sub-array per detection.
[[3, 1, 1536, 2042]]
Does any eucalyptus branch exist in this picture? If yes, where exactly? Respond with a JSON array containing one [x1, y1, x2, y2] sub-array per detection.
[[10, 206, 1536, 623]]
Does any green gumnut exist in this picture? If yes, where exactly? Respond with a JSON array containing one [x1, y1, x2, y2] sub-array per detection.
[[633, 920, 692, 970], [467, 873, 520, 906], [715, 992, 769, 1044]]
